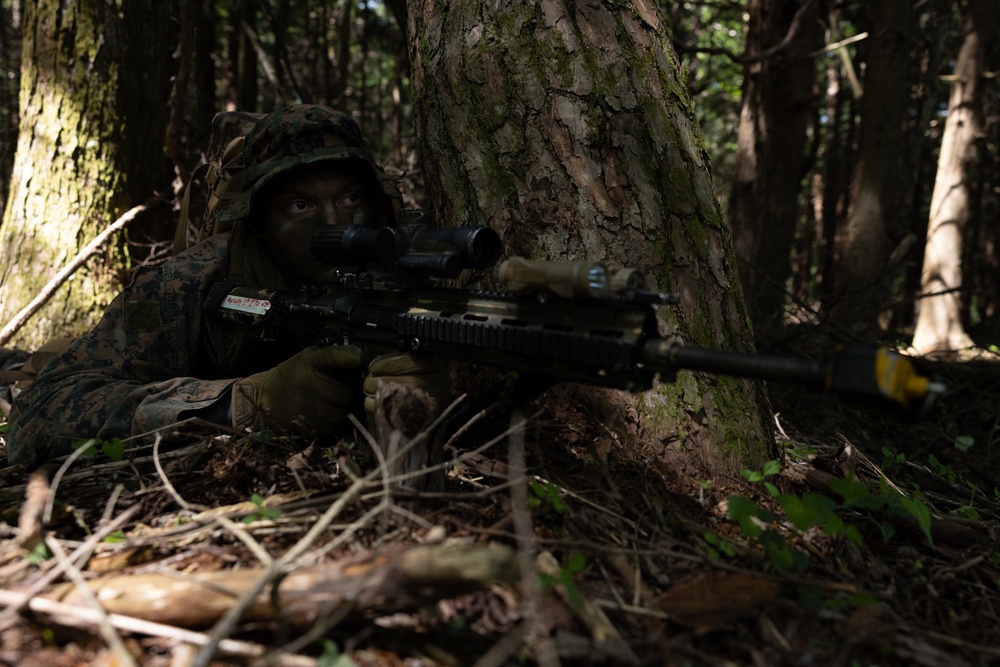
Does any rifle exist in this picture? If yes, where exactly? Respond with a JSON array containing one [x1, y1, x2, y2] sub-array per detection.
[[207, 222, 945, 414]]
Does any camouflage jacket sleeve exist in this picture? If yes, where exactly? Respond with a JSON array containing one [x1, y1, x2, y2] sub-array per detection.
[[6, 235, 235, 469]]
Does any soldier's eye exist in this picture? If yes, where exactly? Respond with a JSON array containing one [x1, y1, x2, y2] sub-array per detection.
[[286, 199, 312, 214], [339, 191, 364, 208]]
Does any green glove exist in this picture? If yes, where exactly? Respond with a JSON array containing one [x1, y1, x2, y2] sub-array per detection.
[[232, 345, 364, 435], [363, 352, 452, 415]]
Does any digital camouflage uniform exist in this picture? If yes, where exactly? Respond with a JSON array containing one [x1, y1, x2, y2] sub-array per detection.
[[6, 105, 403, 470]]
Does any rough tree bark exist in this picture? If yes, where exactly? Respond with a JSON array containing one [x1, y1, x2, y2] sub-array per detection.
[[406, 0, 774, 478], [911, 0, 1000, 353], [0, 0, 175, 349]]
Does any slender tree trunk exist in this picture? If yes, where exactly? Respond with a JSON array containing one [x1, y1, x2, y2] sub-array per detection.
[[0, 0, 175, 349], [911, 0, 999, 353], [406, 0, 774, 478], [830, 0, 913, 338], [728, 0, 823, 343], [0, 0, 20, 212], [224, 0, 259, 111], [817, 63, 849, 311], [897, 2, 954, 335], [166, 0, 218, 185]]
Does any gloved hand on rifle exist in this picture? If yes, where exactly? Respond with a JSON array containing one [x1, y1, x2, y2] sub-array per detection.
[[363, 352, 453, 416], [232, 345, 364, 435]]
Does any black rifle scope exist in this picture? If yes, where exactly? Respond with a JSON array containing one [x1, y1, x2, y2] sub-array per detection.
[[311, 224, 502, 277]]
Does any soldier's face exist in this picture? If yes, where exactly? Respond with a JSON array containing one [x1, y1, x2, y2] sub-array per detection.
[[257, 163, 375, 285]]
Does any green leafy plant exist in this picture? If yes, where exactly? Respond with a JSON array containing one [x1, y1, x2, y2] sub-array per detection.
[[880, 446, 905, 470], [830, 477, 934, 546], [539, 553, 587, 609], [703, 531, 736, 559], [727, 494, 810, 571], [25, 542, 52, 565], [529, 481, 566, 514], [728, 460, 937, 571], [71, 437, 125, 461], [317, 640, 357, 667], [953, 435, 974, 453], [741, 459, 781, 487], [242, 493, 283, 524], [926, 453, 956, 483]]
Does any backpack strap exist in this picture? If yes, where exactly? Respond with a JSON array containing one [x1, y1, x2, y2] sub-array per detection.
[[0, 368, 33, 384], [173, 162, 211, 256], [0, 336, 77, 386]]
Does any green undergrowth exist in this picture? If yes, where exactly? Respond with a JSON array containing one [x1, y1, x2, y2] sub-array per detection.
[[721, 458, 934, 572]]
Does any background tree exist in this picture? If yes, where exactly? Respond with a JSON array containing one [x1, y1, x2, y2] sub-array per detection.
[[911, 0, 1000, 353], [726, 0, 823, 343], [165, 0, 218, 188], [829, 0, 913, 338], [405, 0, 774, 476], [0, 0, 176, 349], [0, 0, 19, 214]]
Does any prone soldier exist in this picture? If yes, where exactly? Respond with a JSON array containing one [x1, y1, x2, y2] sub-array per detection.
[[5, 104, 451, 470]]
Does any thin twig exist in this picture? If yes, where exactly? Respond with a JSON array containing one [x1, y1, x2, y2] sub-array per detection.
[[385, 409, 544, 489], [0, 504, 141, 628], [507, 409, 562, 667], [153, 432, 208, 512], [0, 204, 147, 346], [191, 453, 390, 667], [0, 589, 316, 666], [193, 399, 518, 665], [250, 597, 355, 667], [211, 514, 274, 567], [45, 439, 98, 524], [45, 536, 137, 667], [99, 484, 126, 528]]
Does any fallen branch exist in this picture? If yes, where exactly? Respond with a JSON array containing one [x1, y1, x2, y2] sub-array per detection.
[[45, 535, 136, 667], [0, 504, 141, 630], [0, 589, 316, 666], [0, 204, 146, 346], [44, 542, 518, 629]]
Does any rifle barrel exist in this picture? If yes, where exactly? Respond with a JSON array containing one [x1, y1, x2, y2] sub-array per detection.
[[643, 341, 828, 386], [643, 341, 942, 410]]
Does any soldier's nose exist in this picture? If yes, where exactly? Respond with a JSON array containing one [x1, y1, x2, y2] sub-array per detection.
[[321, 201, 339, 225]]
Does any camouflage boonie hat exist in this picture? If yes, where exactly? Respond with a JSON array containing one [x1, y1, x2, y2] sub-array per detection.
[[215, 105, 400, 225]]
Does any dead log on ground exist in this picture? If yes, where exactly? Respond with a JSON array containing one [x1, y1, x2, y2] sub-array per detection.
[[44, 543, 518, 629]]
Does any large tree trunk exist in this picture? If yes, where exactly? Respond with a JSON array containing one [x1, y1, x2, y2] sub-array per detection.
[[406, 0, 774, 477], [911, 0, 999, 353], [830, 0, 913, 339], [0, 0, 175, 349], [728, 0, 823, 343]]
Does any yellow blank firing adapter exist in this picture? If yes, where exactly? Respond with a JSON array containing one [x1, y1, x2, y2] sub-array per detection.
[[499, 257, 610, 299], [827, 346, 947, 411]]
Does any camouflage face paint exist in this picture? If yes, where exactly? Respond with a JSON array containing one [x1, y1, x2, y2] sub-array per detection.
[[257, 163, 376, 286]]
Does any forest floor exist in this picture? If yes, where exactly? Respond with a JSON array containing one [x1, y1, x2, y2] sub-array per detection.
[[0, 342, 998, 667]]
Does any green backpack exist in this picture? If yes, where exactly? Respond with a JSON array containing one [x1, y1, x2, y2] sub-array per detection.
[[171, 111, 265, 255]]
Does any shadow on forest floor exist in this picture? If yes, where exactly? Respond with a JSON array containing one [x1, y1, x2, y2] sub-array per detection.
[[0, 339, 997, 666]]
